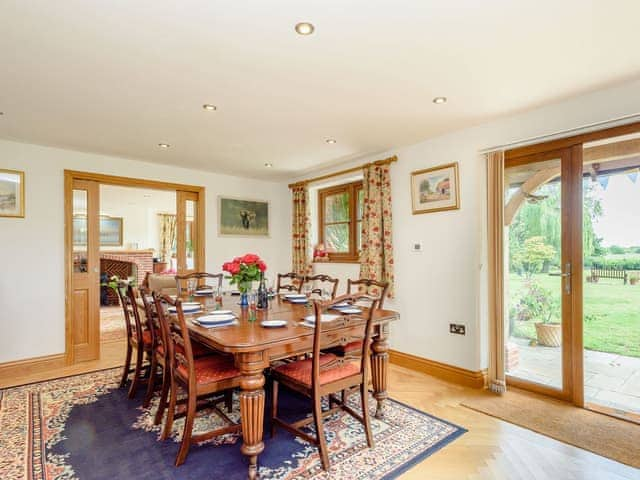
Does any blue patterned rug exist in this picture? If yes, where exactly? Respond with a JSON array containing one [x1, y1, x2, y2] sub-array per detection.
[[0, 368, 465, 479]]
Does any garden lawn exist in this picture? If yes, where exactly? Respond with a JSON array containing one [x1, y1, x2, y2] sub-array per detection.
[[509, 272, 640, 358]]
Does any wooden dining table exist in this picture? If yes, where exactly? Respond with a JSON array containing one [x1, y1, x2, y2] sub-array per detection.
[[178, 294, 399, 480]]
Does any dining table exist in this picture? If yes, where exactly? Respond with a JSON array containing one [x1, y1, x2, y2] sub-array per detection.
[[177, 293, 400, 480]]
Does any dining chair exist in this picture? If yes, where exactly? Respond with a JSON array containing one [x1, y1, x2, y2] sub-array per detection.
[[270, 293, 376, 471], [153, 293, 242, 466], [116, 282, 153, 399], [301, 274, 339, 299], [347, 278, 390, 308], [175, 272, 223, 296], [276, 272, 303, 293], [326, 278, 390, 358]]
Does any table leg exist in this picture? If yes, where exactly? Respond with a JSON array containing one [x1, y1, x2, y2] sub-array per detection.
[[370, 325, 389, 419], [238, 352, 266, 480]]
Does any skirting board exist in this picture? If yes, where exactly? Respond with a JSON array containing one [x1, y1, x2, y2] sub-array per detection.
[[0, 353, 66, 384], [389, 350, 487, 388]]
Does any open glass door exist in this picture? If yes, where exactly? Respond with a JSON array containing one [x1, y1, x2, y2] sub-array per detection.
[[504, 148, 578, 400], [71, 179, 100, 362], [176, 190, 203, 274]]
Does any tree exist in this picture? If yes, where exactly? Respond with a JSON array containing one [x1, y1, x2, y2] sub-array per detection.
[[511, 236, 556, 277]]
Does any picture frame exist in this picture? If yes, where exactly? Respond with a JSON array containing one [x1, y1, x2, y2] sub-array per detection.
[[218, 196, 269, 237], [410, 162, 460, 214], [0, 169, 25, 218], [73, 215, 123, 246]]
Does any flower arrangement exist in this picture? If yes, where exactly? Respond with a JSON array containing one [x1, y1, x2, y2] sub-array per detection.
[[222, 253, 267, 294]]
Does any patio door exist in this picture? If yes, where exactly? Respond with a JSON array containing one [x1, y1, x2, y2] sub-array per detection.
[[503, 147, 582, 402]]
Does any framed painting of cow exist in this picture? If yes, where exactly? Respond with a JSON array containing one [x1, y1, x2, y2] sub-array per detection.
[[218, 196, 269, 237]]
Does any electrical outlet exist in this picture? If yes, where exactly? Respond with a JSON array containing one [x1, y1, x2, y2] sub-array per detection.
[[449, 324, 466, 335], [411, 241, 422, 252]]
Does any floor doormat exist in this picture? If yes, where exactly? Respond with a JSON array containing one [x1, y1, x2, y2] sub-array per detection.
[[462, 388, 640, 468], [0, 368, 465, 479]]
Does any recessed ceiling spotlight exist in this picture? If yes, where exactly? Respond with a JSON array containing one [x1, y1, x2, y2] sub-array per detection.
[[295, 22, 315, 35], [158, 143, 170, 148], [432, 96, 447, 104], [326, 138, 337, 144], [202, 104, 217, 111], [264, 162, 273, 168]]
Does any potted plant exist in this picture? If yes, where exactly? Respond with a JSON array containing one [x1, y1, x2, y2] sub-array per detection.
[[516, 279, 561, 347], [222, 253, 267, 306]]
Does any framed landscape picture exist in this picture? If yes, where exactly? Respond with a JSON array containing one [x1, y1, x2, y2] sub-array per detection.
[[0, 169, 25, 218], [218, 196, 269, 236], [411, 162, 460, 214]]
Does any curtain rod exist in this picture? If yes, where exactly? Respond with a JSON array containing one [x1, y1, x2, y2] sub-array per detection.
[[288, 155, 398, 189], [479, 113, 640, 154]]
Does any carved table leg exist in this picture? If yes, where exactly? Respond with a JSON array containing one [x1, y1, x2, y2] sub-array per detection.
[[238, 352, 266, 480], [370, 324, 389, 419]]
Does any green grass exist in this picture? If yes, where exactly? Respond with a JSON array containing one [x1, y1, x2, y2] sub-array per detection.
[[509, 272, 640, 357]]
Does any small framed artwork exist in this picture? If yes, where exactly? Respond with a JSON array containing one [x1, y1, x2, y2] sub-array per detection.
[[218, 196, 269, 237], [0, 169, 25, 218], [411, 162, 460, 214]]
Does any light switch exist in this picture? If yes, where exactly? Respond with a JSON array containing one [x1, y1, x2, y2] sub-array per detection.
[[411, 242, 422, 252]]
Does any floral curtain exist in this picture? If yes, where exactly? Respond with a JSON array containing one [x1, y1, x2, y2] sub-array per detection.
[[291, 184, 311, 276], [158, 213, 177, 263], [359, 162, 395, 297], [487, 150, 507, 394]]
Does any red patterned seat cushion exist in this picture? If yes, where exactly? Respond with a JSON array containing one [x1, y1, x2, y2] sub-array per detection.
[[274, 354, 360, 387], [141, 330, 152, 347], [176, 355, 240, 385]]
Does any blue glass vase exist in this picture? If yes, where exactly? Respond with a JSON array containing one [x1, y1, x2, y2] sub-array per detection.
[[239, 292, 249, 307]]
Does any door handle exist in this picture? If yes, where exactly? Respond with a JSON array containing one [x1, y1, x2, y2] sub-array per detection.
[[550, 263, 571, 294]]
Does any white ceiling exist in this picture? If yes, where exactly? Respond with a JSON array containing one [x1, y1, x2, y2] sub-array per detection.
[[1, 1, 640, 180]]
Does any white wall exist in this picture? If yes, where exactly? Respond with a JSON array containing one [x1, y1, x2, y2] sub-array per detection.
[[296, 78, 640, 372], [0, 140, 291, 363]]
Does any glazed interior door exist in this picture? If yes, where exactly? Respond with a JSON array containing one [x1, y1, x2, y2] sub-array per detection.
[[71, 179, 100, 362], [503, 147, 580, 401], [176, 190, 203, 274]]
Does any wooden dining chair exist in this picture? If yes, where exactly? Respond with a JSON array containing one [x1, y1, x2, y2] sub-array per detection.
[[116, 282, 153, 399], [175, 272, 223, 296], [347, 278, 390, 308], [276, 272, 303, 293], [141, 286, 220, 416], [326, 278, 390, 358], [270, 293, 376, 471], [301, 274, 339, 299], [153, 293, 242, 466]]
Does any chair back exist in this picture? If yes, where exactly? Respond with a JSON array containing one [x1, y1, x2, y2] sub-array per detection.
[[139, 285, 164, 353], [153, 292, 196, 387], [311, 293, 378, 387], [115, 281, 145, 345], [276, 272, 303, 293], [302, 274, 339, 299], [175, 272, 223, 296], [347, 278, 389, 308]]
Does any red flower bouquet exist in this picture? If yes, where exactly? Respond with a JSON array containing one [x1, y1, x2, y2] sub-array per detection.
[[222, 253, 267, 294]]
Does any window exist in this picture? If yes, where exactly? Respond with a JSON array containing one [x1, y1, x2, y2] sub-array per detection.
[[318, 181, 363, 262]]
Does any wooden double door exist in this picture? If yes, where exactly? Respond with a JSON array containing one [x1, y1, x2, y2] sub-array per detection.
[[503, 121, 640, 414], [66, 172, 204, 363]]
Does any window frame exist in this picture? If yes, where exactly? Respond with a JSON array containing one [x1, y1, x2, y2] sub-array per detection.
[[318, 180, 363, 263]]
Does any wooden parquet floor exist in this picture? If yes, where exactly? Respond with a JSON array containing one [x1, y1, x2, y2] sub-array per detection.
[[2, 342, 639, 480]]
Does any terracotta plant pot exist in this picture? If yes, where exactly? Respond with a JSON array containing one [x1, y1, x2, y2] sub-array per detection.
[[534, 322, 561, 347]]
